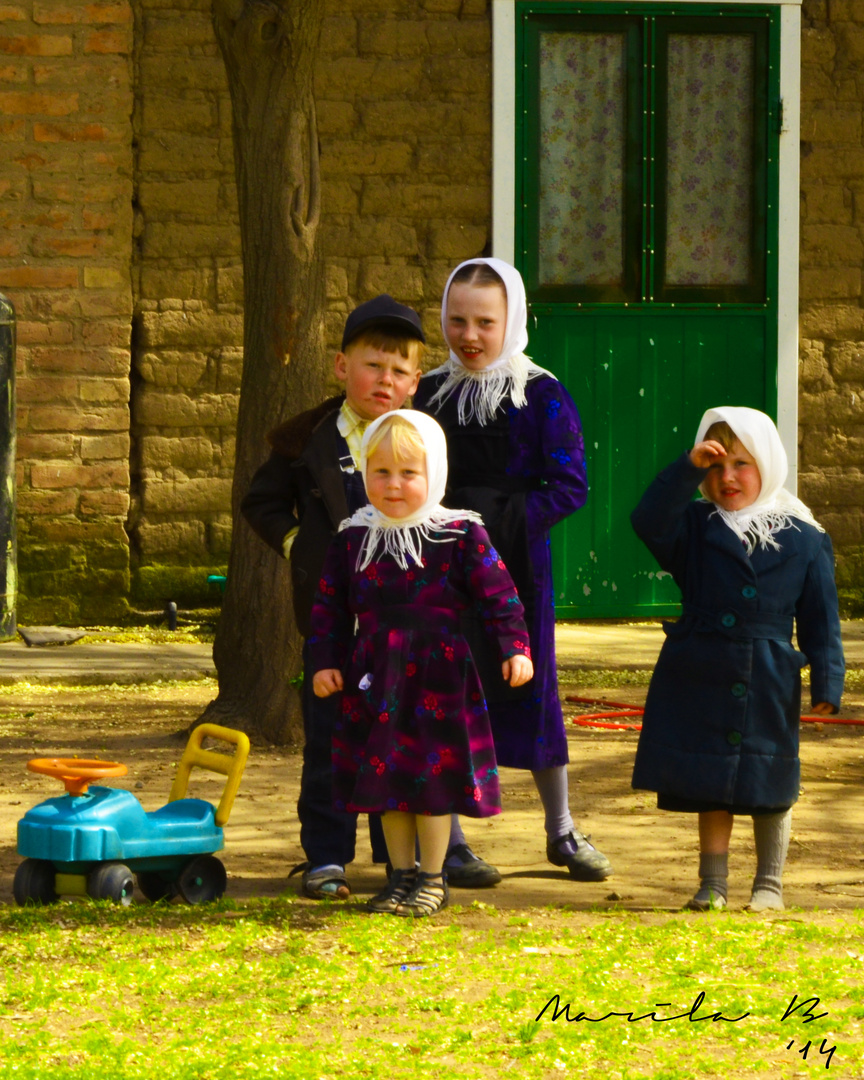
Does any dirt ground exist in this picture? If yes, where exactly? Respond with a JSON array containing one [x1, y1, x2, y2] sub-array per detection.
[[2, 679, 864, 912]]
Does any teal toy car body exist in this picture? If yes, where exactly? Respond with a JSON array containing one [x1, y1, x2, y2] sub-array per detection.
[[14, 723, 250, 906]]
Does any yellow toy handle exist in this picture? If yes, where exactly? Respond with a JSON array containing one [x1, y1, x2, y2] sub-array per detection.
[[168, 723, 250, 827]]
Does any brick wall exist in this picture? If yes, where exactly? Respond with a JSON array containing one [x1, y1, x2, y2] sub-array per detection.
[[129, 0, 491, 604], [799, 0, 864, 601], [130, 0, 241, 603], [0, 1, 133, 622], [10, 0, 862, 619]]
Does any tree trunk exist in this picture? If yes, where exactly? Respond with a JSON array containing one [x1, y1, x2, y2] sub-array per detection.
[[201, 0, 325, 744]]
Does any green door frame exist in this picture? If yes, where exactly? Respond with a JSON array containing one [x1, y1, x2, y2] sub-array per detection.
[[491, 0, 802, 617], [492, 0, 801, 475]]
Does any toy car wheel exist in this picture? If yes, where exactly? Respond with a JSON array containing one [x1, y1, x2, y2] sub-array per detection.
[[87, 862, 135, 906], [13, 858, 58, 906], [136, 871, 176, 903], [177, 855, 227, 904]]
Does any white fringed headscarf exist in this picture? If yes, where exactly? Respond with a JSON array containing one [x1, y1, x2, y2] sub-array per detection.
[[425, 257, 556, 426], [695, 406, 824, 555], [339, 410, 481, 571]]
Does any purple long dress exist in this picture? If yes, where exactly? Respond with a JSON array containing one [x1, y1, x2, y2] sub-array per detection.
[[414, 373, 587, 770], [308, 519, 531, 817]]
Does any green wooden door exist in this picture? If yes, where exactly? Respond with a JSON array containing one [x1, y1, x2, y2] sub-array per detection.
[[516, 3, 781, 617]]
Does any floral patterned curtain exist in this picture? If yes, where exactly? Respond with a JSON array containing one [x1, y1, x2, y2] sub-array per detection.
[[538, 32, 626, 287], [664, 34, 755, 287]]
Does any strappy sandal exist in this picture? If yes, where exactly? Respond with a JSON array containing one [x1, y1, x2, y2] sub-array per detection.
[[395, 871, 449, 918], [367, 867, 417, 914], [289, 862, 350, 900]]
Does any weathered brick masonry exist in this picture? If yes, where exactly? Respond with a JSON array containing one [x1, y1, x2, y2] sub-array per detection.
[[0, 1, 133, 621], [2, 0, 864, 619], [129, 0, 491, 609], [800, 0, 864, 603]]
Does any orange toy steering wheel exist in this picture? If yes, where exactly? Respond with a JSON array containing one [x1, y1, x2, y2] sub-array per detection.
[[27, 758, 128, 796]]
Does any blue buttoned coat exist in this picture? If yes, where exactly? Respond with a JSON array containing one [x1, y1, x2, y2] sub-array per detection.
[[631, 454, 845, 809]]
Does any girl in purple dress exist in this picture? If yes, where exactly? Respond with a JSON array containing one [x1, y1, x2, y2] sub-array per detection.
[[309, 410, 533, 917], [414, 258, 613, 885]]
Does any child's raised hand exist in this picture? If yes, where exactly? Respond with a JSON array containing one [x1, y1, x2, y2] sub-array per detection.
[[313, 669, 344, 697], [502, 654, 534, 687], [810, 701, 835, 716], [690, 439, 727, 469]]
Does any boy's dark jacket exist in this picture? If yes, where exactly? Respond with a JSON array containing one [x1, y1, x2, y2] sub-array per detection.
[[630, 454, 845, 808], [241, 395, 348, 638]]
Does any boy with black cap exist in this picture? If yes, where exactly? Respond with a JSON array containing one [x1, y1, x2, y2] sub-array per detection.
[[242, 296, 425, 900]]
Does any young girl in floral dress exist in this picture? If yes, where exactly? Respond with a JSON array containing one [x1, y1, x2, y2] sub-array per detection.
[[414, 258, 612, 886], [309, 411, 533, 917]]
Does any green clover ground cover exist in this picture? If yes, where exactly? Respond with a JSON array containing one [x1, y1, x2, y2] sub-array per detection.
[[0, 901, 862, 1079]]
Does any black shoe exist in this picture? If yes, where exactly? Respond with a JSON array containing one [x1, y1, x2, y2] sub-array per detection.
[[443, 843, 501, 888], [546, 831, 612, 882]]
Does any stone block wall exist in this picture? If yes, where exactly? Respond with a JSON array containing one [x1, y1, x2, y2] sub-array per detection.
[[128, 0, 491, 604], [799, 0, 864, 601], [8, 0, 863, 619], [131, 0, 242, 603], [0, 1, 133, 622]]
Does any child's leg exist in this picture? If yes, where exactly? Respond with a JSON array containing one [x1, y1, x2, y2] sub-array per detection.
[[535, 765, 613, 881], [416, 814, 451, 874], [380, 811, 417, 870], [368, 811, 419, 914], [293, 646, 356, 899], [397, 813, 450, 918], [748, 809, 792, 912], [685, 810, 734, 911]]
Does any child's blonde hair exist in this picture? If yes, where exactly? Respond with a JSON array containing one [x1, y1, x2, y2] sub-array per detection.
[[704, 420, 740, 452], [345, 327, 425, 368], [366, 414, 426, 463]]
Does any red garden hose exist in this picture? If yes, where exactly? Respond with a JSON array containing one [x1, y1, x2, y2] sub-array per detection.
[[564, 695, 864, 731]]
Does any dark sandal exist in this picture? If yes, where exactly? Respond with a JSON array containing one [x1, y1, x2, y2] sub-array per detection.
[[289, 861, 350, 900], [395, 871, 449, 918], [367, 868, 417, 914]]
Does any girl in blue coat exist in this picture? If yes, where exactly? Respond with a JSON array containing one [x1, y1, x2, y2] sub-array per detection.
[[631, 406, 844, 912]]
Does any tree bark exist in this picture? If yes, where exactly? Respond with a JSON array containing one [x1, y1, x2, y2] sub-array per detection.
[[201, 0, 325, 743]]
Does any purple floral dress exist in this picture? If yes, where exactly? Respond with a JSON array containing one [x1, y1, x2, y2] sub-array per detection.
[[415, 373, 587, 770], [308, 520, 531, 817]]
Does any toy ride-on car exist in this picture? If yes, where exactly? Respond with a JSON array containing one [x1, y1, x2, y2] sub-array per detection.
[[14, 723, 250, 906]]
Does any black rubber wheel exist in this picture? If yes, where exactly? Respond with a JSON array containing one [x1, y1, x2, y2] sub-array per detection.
[[136, 870, 176, 903], [13, 859, 58, 906], [87, 862, 135, 906], [177, 855, 227, 904]]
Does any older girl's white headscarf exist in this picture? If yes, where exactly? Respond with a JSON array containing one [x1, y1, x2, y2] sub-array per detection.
[[695, 405, 823, 554], [339, 410, 480, 571], [425, 257, 555, 425]]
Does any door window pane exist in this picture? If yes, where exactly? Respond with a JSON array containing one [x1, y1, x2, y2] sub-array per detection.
[[664, 33, 755, 287], [538, 31, 627, 287]]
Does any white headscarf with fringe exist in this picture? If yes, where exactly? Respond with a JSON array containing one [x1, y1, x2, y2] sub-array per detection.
[[695, 405, 823, 554], [424, 257, 556, 426], [339, 410, 481, 571]]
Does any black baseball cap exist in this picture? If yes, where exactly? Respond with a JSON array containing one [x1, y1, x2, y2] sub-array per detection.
[[341, 294, 425, 351]]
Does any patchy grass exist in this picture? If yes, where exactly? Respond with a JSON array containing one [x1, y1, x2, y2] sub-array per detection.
[[0, 901, 861, 1079]]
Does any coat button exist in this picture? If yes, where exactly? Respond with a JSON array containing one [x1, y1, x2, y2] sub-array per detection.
[[731, 682, 747, 697], [721, 612, 737, 627], [727, 730, 743, 746], [741, 586, 757, 599]]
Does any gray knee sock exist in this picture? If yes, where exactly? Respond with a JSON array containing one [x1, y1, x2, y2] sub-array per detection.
[[749, 810, 791, 911], [688, 852, 729, 909], [531, 766, 574, 840]]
